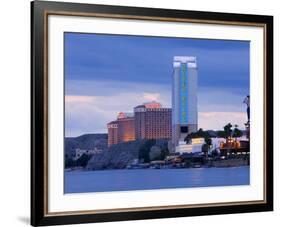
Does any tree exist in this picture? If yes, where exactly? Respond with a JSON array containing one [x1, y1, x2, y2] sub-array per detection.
[[224, 123, 233, 156], [76, 154, 91, 168], [184, 128, 206, 144], [202, 134, 212, 159], [233, 125, 243, 154], [149, 146, 170, 161], [211, 149, 219, 158], [224, 123, 233, 138], [138, 139, 156, 163], [149, 145, 161, 161], [197, 128, 206, 138], [160, 148, 170, 160], [233, 125, 243, 139], [217, 130, 226, 138], [183, 128, 212, 159], [201, 143, 209, 158], [65, 157, 76, 168], [216, 123, 233, 140], [184, 133, 192, 144], [218, 123, 243, 157]]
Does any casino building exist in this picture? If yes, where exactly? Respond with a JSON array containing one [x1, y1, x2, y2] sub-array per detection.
[[172, 56, 198, 149], [134, 101, 172, 140], [107, 102, 172, 147], [107, 112, 135, 147]]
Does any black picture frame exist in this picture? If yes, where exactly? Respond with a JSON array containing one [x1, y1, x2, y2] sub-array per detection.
[[31, 0, 273, 226]]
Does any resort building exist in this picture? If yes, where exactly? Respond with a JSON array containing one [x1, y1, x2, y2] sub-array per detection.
[[172, 56, 198, 148], [134, 101, 172, 140], [107, 112, 135, 147]]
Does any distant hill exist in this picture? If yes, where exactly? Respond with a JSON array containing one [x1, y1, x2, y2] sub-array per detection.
[[65, 133, 108, 159], [86, 139, 169, 170], [86, 140, 143, 170]]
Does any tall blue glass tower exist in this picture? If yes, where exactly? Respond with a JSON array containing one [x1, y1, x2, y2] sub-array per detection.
[[172, 56, 198, 147]]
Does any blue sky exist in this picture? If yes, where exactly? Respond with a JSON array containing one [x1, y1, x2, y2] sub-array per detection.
[[65, 32, 250, 137]]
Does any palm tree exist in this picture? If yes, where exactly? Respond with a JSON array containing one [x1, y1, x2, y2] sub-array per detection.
[[233, 125, 243, 154], [224, 123, 233, 138], [218, 123, 233, 157], [202, 135, 212, 159], [184, 133, 193, 144], [184, 128, 205, 144], [233, 125, 243, 139]]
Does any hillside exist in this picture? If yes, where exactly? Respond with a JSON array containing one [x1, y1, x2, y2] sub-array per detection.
[[65, 133, 108, 158], [65, 134, 170, 169], [86, 139, 169, 170]]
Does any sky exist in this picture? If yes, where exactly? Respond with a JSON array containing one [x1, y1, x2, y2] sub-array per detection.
[[65, 32, 250, 137]]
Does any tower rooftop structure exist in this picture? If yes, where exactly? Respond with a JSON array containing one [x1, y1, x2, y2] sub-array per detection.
[[173, 56, 197, 68], [143, 101, 162, 109], [117, 112, 134, 119]]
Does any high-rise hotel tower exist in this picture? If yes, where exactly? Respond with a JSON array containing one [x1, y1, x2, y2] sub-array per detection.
[[172, 56, 198, 148], [134, 102, 172, 140]]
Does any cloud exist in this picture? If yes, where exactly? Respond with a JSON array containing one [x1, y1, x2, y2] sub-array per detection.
[[65, 96, 247, 137], [65, 80, 171, 136], [199, 112, 247, 130], [65, 95, 96, 103], [65, 33, 249, 92], [65, 89, 169, 136], [198, 89, 247, 112], [143, 93, 160, 101], [65, 80, 248, 136]]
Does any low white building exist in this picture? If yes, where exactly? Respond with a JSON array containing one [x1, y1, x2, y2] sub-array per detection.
[[176, 138, 205, 154]]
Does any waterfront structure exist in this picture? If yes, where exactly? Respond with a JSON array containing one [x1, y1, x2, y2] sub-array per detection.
[[172, 56, 198, 148], [175, 137, 204, 154], [134, 101, 172, 140], [219, 137, 250, 157], [107, 112, 135, 147]]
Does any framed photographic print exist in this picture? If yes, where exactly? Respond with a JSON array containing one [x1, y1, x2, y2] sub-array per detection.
[[31, 0, 273, 226]]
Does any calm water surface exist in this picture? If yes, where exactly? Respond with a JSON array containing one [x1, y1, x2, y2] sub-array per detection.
[[64, 166, 249, 193]]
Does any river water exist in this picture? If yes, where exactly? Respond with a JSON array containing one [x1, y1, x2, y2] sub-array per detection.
[[64, 166, 249, 193]]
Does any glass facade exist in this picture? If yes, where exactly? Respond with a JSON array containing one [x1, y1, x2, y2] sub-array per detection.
[[172, 56, 198, 146]]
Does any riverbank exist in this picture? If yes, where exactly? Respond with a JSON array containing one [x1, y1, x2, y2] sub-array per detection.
[[211, 158, 249, 167], [66, 157, 249, 171]]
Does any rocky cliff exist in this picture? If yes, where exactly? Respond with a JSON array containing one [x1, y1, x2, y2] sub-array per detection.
[[65, 133, 108, 159], [86, 140, 144, 170], [86, 139, 169, 170]]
